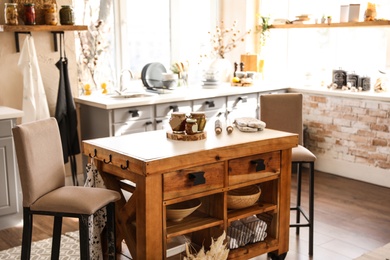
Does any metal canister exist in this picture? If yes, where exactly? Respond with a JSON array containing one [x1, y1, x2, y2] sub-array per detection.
[[347, 72, 359, 89], [332, 68, 347, 88], [190, 112, 206, 132], [59, 5, 74, 25], [4, 3, 18, 25], [360, 76, 371, 91], [185, 118, 198, 135], [44, 3, 58, 25], [24, 3, 36, 25]]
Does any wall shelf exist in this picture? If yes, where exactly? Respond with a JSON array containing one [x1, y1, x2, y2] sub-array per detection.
[[0, 25, 88, 32], [0, 25, 88, 52], [270, 20, 390, 29]]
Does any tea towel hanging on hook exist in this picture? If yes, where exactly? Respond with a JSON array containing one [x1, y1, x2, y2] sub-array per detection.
[[84, 157, 107, 259], [18, 34, 50, 123]]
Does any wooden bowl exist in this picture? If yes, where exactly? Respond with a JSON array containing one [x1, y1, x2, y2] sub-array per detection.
[[227, 185, 261, 209], [166, 199, 202, 222]]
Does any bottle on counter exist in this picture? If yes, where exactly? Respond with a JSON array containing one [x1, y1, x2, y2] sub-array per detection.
[[44, 3, 58, 25], [24, 3, 36, 25], [4, 3, 18, 25], [59, 5, 74, 25], [190, 112, 206, 132]]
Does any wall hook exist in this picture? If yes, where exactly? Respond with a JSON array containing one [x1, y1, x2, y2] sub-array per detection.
[[14, 31, 31, 52], [121, 160, 130, 170], [89, 149, 97, 158], [103, 154, 112, 164]]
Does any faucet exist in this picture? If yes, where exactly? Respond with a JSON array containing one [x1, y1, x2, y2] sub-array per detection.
[[119, 69, 134, 93]]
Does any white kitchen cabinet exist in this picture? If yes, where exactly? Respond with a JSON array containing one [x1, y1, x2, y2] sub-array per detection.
[[0, 107, 23, 230], [227, 93, 259, 119], [192, 96, 226, 119], [155, 101, 192, 131]]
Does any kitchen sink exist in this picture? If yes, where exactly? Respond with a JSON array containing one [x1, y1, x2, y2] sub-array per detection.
[[108, 92, 158, 99]]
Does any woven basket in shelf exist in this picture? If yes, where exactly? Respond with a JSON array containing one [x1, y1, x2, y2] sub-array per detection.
[[227, 185, 261, 210]]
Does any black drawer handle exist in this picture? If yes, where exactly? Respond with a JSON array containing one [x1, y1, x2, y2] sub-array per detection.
[[188, 171, 206, 186], [128, 109, 139, 117], [169, 105, 179, 112], [250, 159, 266, 172], [205, 101, 215, 108], [238, 96, 248, 103]]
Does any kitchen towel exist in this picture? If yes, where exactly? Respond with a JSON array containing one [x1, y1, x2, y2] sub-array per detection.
[[18, 35, 50, 123]]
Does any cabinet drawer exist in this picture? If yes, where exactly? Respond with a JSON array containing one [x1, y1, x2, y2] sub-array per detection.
[[0, 120, 13, 137], [228, 151, 280, 185], [227, 93, 258, 119], [112, 106, 153, 123], [155, 101, 192, 118], [163, 162, 225, 200], [193, 97, 226, 113], [113, 119, 154, 136]]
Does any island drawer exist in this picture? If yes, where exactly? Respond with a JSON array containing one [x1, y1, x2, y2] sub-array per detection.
[[228, 151, 281, 185], [163, 162, 225, 200], [112, 105, 154, 123]]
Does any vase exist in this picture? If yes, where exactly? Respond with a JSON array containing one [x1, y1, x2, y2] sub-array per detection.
[[208, 58, 233, 83]]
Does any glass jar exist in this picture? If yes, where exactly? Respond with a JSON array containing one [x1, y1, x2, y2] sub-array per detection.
[[59, 5, 74, 25], [44, 3, 58, 25], [190, 112, 206, 132], [185, 118, 198, 135], [24, 3, 36, 25], [4, 3, 18, 25], [169, 112, 186, 132]]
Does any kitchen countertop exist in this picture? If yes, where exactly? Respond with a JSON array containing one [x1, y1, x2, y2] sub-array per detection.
[[74, 84, 287, 109], [0, 106, 24, 120], [74, 83, 390, 110]]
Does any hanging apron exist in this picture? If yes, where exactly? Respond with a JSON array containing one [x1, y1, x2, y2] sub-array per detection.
[[18, 34, 50, 123], [54, 33, 81, 186]]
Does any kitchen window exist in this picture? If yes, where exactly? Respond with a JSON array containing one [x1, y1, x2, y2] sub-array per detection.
[[75, 0, 218, 90]]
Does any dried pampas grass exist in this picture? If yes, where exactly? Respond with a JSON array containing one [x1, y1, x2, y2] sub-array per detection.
[[184, 231, 229, 260]]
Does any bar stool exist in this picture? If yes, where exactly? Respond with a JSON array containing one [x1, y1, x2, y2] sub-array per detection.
[[260, 93, 316, 256], [12, 118, 121, 259]]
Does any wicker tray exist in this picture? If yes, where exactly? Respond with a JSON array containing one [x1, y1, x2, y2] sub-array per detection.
[[15, 0, 57, 25]]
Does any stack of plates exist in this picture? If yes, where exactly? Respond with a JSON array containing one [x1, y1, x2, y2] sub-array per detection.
[[141, 62, 167, 90], [202, 79, 220, 89]]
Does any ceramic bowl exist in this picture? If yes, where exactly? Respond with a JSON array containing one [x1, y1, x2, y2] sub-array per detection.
[[166, 199, 202, 222], [162, 79, 178, 89], [235, 71, 247, 79]]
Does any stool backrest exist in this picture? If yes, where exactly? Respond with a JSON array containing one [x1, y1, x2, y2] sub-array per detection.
[[260, 93, 303, 145], [12, 118, 66, 207]]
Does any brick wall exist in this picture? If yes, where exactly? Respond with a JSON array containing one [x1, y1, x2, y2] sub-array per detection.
[[302, 94, 390, 170]]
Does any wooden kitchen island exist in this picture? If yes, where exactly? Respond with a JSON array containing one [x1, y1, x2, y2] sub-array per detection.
[[82, 128, 297, 259]]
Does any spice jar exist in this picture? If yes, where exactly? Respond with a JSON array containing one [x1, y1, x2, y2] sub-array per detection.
[[59, 5, 74, 25], [4, 3, 18, 25], [185, 118, 198, 135], [24, 3, 36, 25], [169, 112, 186, 132], [190, 112, 206, 132], [44, 3, 58, 25]]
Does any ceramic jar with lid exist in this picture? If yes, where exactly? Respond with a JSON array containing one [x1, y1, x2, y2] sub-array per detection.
[[169, 112, 186, 132], [59, 5, 74, 25], [185, 118, 198, 135], [190, 112, 206, 132], [4, 3, 18, 25]]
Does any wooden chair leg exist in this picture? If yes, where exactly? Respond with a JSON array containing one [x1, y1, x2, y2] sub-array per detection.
[[79, 215, 90, 260], [21, 208, 33, 260], [106, 202, 117, 260], [51, 216, 63, 259]]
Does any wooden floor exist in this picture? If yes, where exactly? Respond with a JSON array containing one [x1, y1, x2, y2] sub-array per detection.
[[1, 169, 390, 260]]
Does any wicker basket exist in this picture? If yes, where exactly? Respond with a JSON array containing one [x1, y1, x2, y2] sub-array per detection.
[[227, 185, 261, 209]]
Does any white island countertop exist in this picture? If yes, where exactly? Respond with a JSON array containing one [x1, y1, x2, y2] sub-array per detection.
[[0, 106, 24, 120]]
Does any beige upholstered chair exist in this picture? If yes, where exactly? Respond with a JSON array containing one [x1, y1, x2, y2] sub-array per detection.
[[260, 93, 316, 256], [12, 118, 121, 259]]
